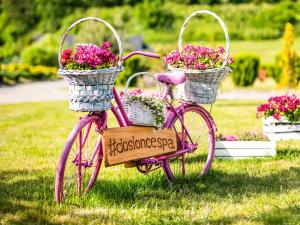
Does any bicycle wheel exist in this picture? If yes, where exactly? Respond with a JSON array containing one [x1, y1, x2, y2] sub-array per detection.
[[55, 114, 105, 203], [163, 104, 215, 180]]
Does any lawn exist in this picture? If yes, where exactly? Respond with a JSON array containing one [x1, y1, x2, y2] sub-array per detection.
[[0, 100, 299, 225], [153, 37, 300, 65]]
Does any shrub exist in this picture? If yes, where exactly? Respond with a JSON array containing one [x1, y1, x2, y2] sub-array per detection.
[[116, 57, 150, 86], [265, 54, 300, 84], [0, 63, 58, 84], [231, 53, 260, 87], [135, 0, 175, 30], [263, 63, 281, 83], [278, 23, 298, 89], [21, 46, 57, 67]]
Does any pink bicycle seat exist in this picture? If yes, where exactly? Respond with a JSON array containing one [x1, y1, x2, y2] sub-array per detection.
[[155, 71, 186, 85]]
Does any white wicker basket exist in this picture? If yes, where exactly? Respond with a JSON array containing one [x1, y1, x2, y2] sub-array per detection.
[[122, 72, 167, 127], [57, 17, 123, 112], [169, 10, 232, 104]]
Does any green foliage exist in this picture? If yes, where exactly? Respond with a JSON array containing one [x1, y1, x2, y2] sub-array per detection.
[[116, 57, 150, 86], [263, 63, 281, 83], [0, 64, 58, 84], [231, 53, 260, 86], [278, 23, 298, 88], [264, 53, 300, 84], [21, 46, 57, 67], [126, 94, 166, 127], [135, 0, 175, 30], [0, 100, 300, 224], [20, 33, 58, 67]]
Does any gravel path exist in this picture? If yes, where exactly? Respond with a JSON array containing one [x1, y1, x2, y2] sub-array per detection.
[[0, 80, 68, 104], [0, 80, 294, 104]]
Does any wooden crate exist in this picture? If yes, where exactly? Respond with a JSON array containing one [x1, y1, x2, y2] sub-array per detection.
[[263, 117, 300, 141], [215, 141, 276, 159], [102, 126, 177, 167]]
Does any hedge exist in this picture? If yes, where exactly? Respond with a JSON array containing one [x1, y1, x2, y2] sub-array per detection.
[[0, 64, 58, 84]]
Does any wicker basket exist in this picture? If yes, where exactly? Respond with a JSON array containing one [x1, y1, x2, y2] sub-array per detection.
[[169, 10, 231, 104], [122, 72, 167, 127], [57, 17, 123, 112]]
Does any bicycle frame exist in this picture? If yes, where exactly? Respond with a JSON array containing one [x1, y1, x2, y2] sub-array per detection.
[[73, 50, 216, 177], [105, 82, 215, 173]]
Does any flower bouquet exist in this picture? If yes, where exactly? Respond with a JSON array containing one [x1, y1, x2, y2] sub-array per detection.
[[215, 132, 276, 159], [166, 10, 233, 104], [257, 94, 300, 140], [122, 88, 167, 128], [57, 17, 123, 112]]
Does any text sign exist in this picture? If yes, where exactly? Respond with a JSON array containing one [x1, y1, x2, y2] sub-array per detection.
[[102, 126, 177, 167]]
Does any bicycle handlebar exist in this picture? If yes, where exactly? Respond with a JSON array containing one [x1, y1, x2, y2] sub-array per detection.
[[123, 51, 160, 61]]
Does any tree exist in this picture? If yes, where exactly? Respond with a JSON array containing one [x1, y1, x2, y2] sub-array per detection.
[[278, 23, 298, 89]]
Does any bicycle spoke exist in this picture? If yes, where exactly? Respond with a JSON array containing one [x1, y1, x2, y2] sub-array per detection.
[[165, 107, 215, 180], [55, 115, 104, 203]]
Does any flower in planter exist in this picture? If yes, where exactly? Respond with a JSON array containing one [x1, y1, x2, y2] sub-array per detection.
[[216, 132, 269, 141], [165, 44, 234, 70], [61, 41, 117, 70], [123, 89, 166, 128], [257, 94, 300, 122]]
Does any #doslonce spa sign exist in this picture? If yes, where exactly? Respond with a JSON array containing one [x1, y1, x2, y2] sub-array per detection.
[[102, 127, 177, 166]]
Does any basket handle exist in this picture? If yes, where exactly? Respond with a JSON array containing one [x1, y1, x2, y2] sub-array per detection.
[[58, 17, 123, 69], [178, 10, 230, 68], [123, 72, 161, 100]]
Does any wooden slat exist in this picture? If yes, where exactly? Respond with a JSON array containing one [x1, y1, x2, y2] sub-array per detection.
[[215, 148, 276, 157], [215, 141, 276, 149], [264, 132, 300, 141], [263, 124, 300, 133], [102, 126, 177, 167]]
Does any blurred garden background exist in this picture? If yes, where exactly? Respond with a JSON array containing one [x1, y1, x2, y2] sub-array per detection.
[[1, 0, 300, 90], [1, 0, 300, 224]]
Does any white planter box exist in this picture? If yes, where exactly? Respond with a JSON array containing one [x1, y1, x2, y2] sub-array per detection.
[[215, 141, 276, 159], [263, 117, 300, 141]]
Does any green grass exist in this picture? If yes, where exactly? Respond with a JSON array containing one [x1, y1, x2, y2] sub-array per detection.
[[153, 37, 300, 65], [0, 101, 300, 224], [230, 38, 300, 65]]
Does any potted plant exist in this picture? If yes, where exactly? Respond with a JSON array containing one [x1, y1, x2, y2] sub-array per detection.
[[57, 17, 123, 112], [215, 132, 276, 159], [257, 94, 300, 140], [165, 10, 234, 104], [120, 72, 167, 128]]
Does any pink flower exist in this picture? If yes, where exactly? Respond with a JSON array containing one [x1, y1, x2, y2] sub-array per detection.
[[273, 113, 281, 120], [165, 50, 181, 64], [194, 63, 206, 70], [63, 43, 117, 69], [101, 41, 112, 49], [228, 57, 234, 64], [165, 44, 232, 70], [225, 135, 237, 141], [257, 94, 300, 122], [219, 47, 225, 53], [127, 88, 143, 96]]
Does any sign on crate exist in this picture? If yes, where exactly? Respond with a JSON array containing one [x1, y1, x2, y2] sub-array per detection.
[[102, 126, 177, 166]]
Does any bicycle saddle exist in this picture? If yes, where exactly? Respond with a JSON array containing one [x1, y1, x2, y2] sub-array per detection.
[[155, 71, 186, 85]]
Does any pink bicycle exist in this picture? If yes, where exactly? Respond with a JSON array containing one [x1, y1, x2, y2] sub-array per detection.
[[54, 16, 221, 203], [55, 58, 216, 203]]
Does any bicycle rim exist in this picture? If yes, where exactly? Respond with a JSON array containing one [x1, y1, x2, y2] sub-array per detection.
[[55, 115, 104, 203], [164, 105, 215, 181]]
